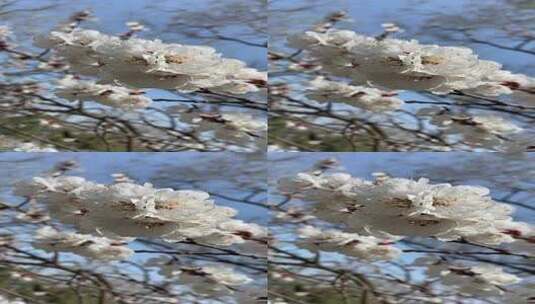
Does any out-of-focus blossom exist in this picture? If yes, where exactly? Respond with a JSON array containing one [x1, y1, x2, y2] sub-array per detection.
[[381, 22, 403, 33], [471, 115, 523, 135], [179, 110, 266, 146], [417, 107, 523, 146], [12, 142, 58, 152], [417, 258, 521, 296], [0, 25, 12, 41], [34, 226, 133, 260], [178, 265, 252, 295], [126, 21, 145, 32], [297, 225, 400, 260], [0, 294, 26, 304], [55, 75, 152, 109], [15, 205, 50, 223], [274, 207, 315, 223], [307, 77, 404, 112], [217, 112, 267, 143]]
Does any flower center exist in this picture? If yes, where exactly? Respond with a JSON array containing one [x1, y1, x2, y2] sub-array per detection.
[[127, 56, 148, 65], [432, 198, 453, 207], [165, 54, 189, 64], [385, 56, 404, 66], [389, 198, 412, 208], [421, 55, 443, 65], [155, 200, 180, 210]]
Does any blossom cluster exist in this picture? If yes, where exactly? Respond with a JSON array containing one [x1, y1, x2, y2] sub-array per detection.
[[0, 136, 58, 152], [15, 176, 267, 247], [307, 77, 404, 112], [297, 225, 400, 260], [55, 75, 152, 109], [289, 29, 535, 96], [416, 107, 523, 146], [177, 265, 253, 295], [147, 257, 255, 296], [34, 226, 134, 260], [416, 258, 521, 295], [179, 110, 267, 146], [35, 28, 267, 95], [279, 172, 532, 245], [12, 142, 58, 152], [0, 25, 11, 41], [424, 110, 522, 135], [0, 294, 25, 304]]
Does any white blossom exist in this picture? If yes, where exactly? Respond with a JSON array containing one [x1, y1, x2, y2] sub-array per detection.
[[307, 77, 404, 112], [480, 70, 535, 93], [279, 172, 369, 193], [280, 172, 532, 245], [163, 219, 267, 246], [467, 264, 521, 287], [417, 258, 521, 295], [20, 175, 93, 193], [179, 110, 266, 145], [297, 225, 400, 260], [417, 108, 523, 145], [34, 226, 133, 260], [12, 142, 58, 152], [178, 265, 252, 295], [269, 300, 289, 304], [470, 115, 523, 135], [15, 176, 262, 246], [381, 23, 403, 33], [35, 28, 266, 94], [0, 25, 12, 40], [15, 206, 50, 223], [220, 113, 267, 135], [126, 21, 145, 32], [289, 29, 534, 96], [268, 144, 299, 152], [0, 294, 26, 304], [270, 270, 296, 283], [217, 220, 268, 242], [55, 75, 152, 109], [274, 207, 315, 223]]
